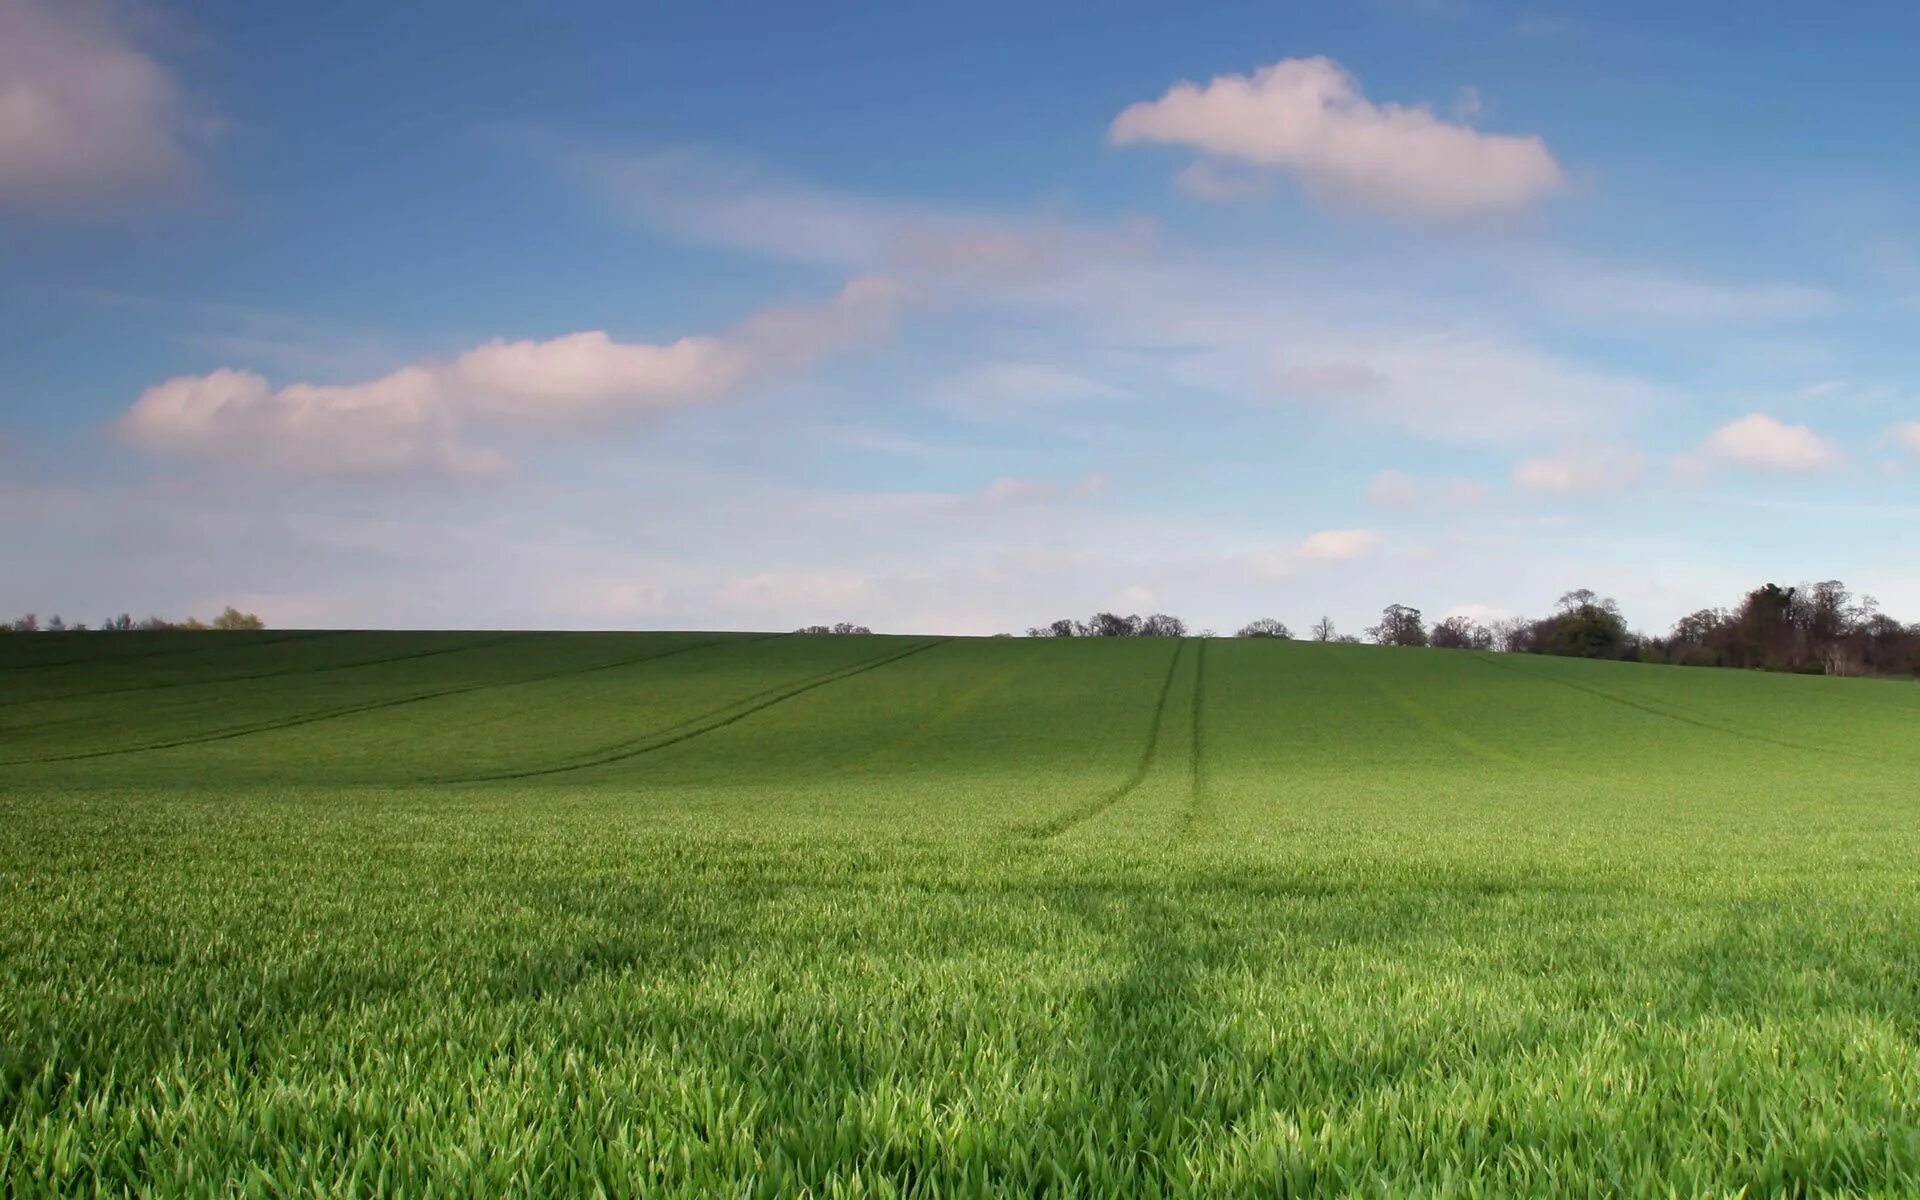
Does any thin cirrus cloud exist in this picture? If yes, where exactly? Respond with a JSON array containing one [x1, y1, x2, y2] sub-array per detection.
[[1268, 333, 1658, 446], [117, 278, 901, 474], [0, 0, 206, 211], [557, 142, 1155, 284], [1109, 56, 1565, 219], [1697, 413, 1842, 473]]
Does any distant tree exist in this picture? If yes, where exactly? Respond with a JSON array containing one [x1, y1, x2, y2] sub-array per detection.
[[44, 614, 66, 632], [1488, 616, 1533, 653], [212, 606, 266, 631], [1195, 629, 1217, 639], [1080, 612, 1142, 638], [1029, 618, 1078, 638], [1430, 615, 1493, 650], [795, 622, 872, 635], [1236, 618, 1292, 639], [1139, 613, 1187, 638], [9, 613, 38, 633], [1367, 604, 1428, 647], [1310, 616, 1337, 643], [1511, 590, 1631, 660]]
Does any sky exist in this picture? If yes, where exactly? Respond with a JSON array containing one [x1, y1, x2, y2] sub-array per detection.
[[3, 0, 1919, 636]]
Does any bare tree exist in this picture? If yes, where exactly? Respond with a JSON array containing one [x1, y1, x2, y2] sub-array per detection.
[[1080, 612, 1142, 637], [1430, 615, 1493, 650], [1236, 618, 1292, 639], [1489, 616, 1533, 653], [1310, 616, 1337, 642], [1139, 613, 1187, 638]]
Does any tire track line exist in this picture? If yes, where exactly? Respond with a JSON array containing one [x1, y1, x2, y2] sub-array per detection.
[[1029, 639, 1187, 840], [462, 637, 954, 782], [1356, 667, 1530, 769], [1468, 652, 1887, 765], [1, 635, 772, 766], [832, 650, 1032, 779], [0, 633, 533, 710], [1181, 637, 1209, 837]]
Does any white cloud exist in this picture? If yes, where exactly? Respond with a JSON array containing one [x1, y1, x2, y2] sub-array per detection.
[[117, 366, 496, 476], [118, 279, 901, 473], [1367, 468, 1418, 507], [1699, 413, 1841, 472], [1297, 528, 1381, 560], [454, 333, 742, 420], [1512, 445, 1645, 493], [1109, 56, 1564, 219], [0, 0, 204, 210]]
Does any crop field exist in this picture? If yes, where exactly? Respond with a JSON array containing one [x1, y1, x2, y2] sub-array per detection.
[[5, 630, 1920, 1196]]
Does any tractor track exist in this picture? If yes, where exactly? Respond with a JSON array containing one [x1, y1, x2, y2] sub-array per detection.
[[1029, 639, 1188, 840], [459, 637, 954, 782], [1, 635, 773, 766]]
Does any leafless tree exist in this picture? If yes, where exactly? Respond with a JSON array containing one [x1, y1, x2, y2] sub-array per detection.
[[1236, 618, 1292, 639], [1310, 616, 1337, 642], [1430, 615, 1493, 650], [1139, 613, 1187, 638]]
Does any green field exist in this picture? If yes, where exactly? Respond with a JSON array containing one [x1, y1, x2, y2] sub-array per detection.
[[5, 630, 1920, 1196]]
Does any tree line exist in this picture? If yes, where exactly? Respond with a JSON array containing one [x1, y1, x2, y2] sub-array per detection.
[[1020, 581, 1920, 678], [1, 607, 266, 633]]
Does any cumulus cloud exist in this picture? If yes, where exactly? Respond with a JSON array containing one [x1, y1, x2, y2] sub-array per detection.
[[1698, 413, 1841, 473], [1109, 56, 1564, 219], [1512, 445, 1645, 493], [117, 366, 497, 476], [0, 0, 204, 210], [1297, 528, 1381, 560], [118, 278, 901, 473]]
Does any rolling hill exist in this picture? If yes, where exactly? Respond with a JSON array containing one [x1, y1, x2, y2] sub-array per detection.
[[5, 631, 1919, 1195]]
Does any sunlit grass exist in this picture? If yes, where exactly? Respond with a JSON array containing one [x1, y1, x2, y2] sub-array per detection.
[[4, 632, 1919, 1195]]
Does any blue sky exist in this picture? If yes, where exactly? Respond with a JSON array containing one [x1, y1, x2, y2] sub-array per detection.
[[4, 0, 1918, 634]]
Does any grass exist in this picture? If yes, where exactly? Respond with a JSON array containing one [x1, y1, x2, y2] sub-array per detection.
[[4, 630, 1920, 1196]]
